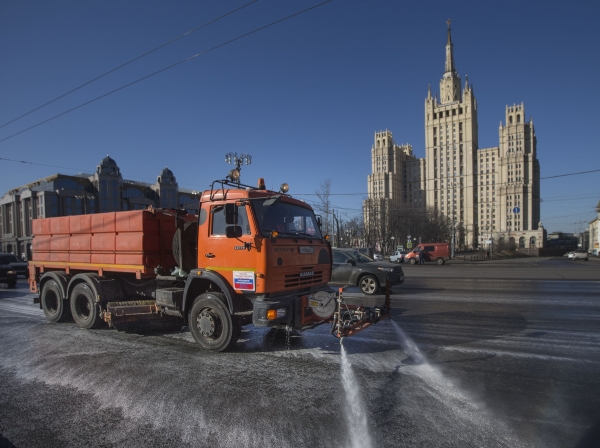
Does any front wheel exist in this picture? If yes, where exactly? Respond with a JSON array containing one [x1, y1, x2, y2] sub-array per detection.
[[409, 258, 416, 265], [436, 257, 445, 265], [359, 275, 379, 295], [189, 293, 239, 351], [7, 280, 17, 288], [70, 283, 102, 329]]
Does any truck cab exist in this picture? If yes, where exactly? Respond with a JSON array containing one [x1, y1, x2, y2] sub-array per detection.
[[180, 184, 334, 350]]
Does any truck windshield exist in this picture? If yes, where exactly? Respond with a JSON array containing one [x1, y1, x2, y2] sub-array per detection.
[[252, 199, 323, 239]]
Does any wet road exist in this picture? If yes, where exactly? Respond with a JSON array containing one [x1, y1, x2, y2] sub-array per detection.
[[0, 258, 599, 448]]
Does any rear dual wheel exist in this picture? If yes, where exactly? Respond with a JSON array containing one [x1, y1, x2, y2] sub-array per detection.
[[70, 283, 102, 329], [41, 280, 71, 322]]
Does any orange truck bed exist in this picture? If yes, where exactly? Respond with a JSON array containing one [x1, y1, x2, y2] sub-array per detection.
[[29, 210, 184, 287]]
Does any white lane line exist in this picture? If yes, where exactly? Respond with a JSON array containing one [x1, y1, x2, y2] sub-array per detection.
[[439, 345, 600, 364]]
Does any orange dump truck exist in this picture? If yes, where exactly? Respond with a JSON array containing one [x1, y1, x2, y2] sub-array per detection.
[[29, 175, 340, 351]]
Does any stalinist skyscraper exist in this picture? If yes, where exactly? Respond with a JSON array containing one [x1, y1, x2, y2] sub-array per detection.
[[365, 21, 543, 250]]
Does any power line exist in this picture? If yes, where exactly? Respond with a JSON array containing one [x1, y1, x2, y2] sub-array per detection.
[[0, 0, 259, 131], [541, 169, 600, 180], [0, 0, 333, 145], [3, 155, 599, 204], [293, 167, 600, 197]]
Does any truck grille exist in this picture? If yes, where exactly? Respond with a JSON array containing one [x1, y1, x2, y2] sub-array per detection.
[[284, 267, 324, 288]]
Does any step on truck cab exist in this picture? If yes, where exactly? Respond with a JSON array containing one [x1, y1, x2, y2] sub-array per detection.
[[29, 171, 341, 351]]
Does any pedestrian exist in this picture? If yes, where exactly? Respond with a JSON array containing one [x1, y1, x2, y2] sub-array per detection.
[[486, 250, 490, 260], [419, 249, 425, 265]]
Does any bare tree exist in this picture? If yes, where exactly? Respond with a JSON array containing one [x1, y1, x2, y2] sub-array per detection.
[[315, 179, 332, 236]]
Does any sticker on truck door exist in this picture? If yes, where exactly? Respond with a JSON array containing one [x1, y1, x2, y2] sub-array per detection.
[[233, 271, 255, 291]]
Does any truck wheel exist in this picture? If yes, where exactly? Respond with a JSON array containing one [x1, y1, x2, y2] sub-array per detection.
[[436, 257, 445, 265], [359, 275, 379, 295], [409, 258, 416, 265], [41, 280, 71, 322], [70, 283, 102, 329], [189, 293, 240, 351]]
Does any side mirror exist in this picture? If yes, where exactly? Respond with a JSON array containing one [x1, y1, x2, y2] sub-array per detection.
[[345, 259, 356, 266], [226, 226, 242, 238], [316, 215, 322, 228], [225, 203, 238, 225]]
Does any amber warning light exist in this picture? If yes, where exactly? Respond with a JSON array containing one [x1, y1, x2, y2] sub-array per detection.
[[257, 178, 266, 190]]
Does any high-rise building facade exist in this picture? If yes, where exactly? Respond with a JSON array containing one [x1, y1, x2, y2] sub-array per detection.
[[365, 22, 543, 250]]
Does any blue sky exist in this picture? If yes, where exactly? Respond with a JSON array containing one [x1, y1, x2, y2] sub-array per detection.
[[0, 0, 598, 234]]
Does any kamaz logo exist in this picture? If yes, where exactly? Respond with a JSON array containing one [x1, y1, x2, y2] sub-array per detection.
[[299, 271, 314, 277]]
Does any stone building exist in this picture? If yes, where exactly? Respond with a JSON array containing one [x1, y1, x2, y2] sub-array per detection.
[[365, 21, 543, 250], [0, 156, 200, 260], [589, 200, 600, 257]]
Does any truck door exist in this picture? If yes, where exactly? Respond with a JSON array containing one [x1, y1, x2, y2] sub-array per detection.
[[198, 203, 257, 293]]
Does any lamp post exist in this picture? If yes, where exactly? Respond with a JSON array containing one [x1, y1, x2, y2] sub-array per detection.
[[484, 202, 495, 258], [448, 179, 458, 259]]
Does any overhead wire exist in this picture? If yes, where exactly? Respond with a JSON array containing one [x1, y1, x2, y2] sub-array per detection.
[[2, 155, 598, 211], [0, 0, 259, 131], [0, 0, 333, 145]]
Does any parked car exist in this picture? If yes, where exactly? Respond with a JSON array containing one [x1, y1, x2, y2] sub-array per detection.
[[330, 248, 404, 295], [563, 251, 574, 257], [569, 249, 588, 261], [0, 262, 17, 287], [405, 243, 450, 265], [0, 253, 28, 278], [373, 253, 383, 261], [390, 250, 407, 263]]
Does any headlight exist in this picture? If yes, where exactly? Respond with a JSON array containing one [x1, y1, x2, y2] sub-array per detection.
[[378, 267, 394, 272], [7, 270, 15, 275]]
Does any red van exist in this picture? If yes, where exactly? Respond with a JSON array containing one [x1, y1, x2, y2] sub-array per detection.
[[405, 243, 450, 265]]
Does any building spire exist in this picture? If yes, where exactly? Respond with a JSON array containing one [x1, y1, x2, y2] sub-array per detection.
[[444, 19, 456, 74]]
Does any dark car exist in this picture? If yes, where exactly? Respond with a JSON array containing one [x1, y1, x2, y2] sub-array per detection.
[[0, 253, 28, 278], [0, 262, 17, 288], [330, 248, 404, 295]]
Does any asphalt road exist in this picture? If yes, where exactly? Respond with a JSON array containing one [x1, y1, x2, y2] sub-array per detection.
[[0, 258, 599, 448]]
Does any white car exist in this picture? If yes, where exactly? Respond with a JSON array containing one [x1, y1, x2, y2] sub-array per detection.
[[390, 250, 407, 263], [373, 254, 383, 261], [569, 250, 588, 261]]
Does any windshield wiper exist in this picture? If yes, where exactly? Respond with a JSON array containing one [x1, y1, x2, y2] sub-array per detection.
[[273, 232, 299, 242], [290, 231, 317, 241]]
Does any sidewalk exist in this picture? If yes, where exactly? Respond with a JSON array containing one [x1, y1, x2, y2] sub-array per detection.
[[448, 254, 600, 265]]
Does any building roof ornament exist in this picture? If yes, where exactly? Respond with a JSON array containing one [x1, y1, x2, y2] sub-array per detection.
[[444, 19, 456, 75]]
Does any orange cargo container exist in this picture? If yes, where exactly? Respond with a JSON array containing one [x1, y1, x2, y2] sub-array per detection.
[[30, 209, 190, 282]]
